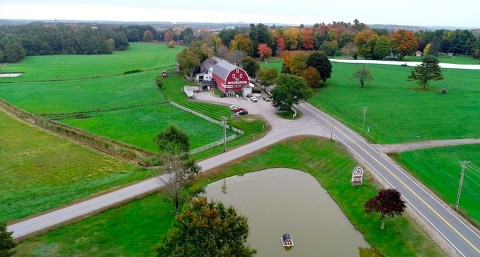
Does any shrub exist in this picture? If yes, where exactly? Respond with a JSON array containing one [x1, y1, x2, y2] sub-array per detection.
[[156, 76, 163, 88]]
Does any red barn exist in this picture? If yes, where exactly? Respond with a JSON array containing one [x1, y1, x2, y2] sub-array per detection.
[[212, 60, 250, 97]]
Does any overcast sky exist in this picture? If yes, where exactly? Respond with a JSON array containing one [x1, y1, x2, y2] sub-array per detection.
[[1, 0, 479, 28]]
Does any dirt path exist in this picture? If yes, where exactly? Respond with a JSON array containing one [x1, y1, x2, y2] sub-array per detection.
[[330, 59, 480, 70], [373, 139, 480, 153]]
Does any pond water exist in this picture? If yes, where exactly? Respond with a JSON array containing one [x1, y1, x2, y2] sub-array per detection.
[[204, 168, 369, 257]]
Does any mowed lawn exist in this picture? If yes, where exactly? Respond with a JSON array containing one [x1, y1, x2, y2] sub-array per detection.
[[14, 137, 444, 257], [0, 70, 164, 114], [392, 144, 480, 227], [0, 111, 154, 223], [0, 43, 182, 82], [61, 104, 234, 152]]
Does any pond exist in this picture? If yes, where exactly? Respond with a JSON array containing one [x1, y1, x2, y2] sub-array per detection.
[[204, 168, 369, 257]]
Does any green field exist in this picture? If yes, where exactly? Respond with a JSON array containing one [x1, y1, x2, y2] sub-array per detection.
[[0, 43, 266, 155], [0, 43, 181, 82], [61, 104, 234, 152], [263, 60, 480, 144], [392, 144, 480, 227], [0, 110, 154, 223], [14, 137, 444, 257]]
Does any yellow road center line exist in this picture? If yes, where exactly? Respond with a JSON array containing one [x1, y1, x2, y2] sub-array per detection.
[[305, 105, 480, 254]]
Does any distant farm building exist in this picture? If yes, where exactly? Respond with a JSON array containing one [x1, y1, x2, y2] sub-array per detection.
[[415, 51, 422, 57]]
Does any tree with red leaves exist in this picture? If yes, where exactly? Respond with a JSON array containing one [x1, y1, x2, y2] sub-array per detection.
[[365, 188, 406, 230], [390, 29, 418, 60], [257, 43, 272, 61]]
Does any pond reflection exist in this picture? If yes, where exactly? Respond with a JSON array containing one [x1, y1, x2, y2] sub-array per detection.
[[204, 168, 369, 256]]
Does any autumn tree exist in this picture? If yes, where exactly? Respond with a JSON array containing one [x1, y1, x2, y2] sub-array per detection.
[[306, 51, 332, 81], [373, 36, 391, 60], [284, 28, 300, 50], [354, 30, 379, 59], [407, 56, 444, 89], [365, 189, 406, 230], [258, 67, 279, 90], [289, 52, 309, 75], [154, 125, 201, 213], [271, 74, 312, 111], [302, 66, 322, 88], [352, 66, 373, 87], [164, 31, 174, 43], [257, 43, 272, 61], [390, 29, 418, 60], [156, 196, 256, 257], [143, 30, 154, 42], [241, 56, 260, 78], [177, 49, 201, 78], [233, 34, 253, 56], [0, 223, 15, 257]]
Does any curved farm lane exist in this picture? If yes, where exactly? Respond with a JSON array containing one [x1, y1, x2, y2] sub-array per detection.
[[374, 139, 480, 153], [330, 59, 480, 70]]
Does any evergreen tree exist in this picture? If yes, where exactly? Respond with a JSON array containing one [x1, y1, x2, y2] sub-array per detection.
[[408, 56, 444, 89], [4, 39, 25, 63], [0, 223, 15, 257]]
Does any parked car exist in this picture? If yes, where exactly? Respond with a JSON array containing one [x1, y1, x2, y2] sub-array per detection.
[[232, 107, 245, 113], [238, 109, 249, 115], [229, 104, 239, 110], [249, 96, 258, 102], [263, 97, 272, 102]]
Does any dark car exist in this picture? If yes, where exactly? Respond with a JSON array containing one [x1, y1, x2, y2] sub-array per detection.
[[232, 107, 245, 113], [238, 109, 249, 115]]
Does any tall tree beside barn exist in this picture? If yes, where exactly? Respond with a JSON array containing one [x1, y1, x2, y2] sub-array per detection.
[[390, 29, 418, 60], [241, 56, 260, 78], [271, 74, 312, 111]]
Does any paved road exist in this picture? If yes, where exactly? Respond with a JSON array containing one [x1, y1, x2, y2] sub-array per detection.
[[297, 102, 480, 257], [8, 97, 480, 257], [7, 98, 329, 239]]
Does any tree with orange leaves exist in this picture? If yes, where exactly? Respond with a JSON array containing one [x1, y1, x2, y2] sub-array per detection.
[[258, 43, 272, 61], [390, 29, 418, 60]]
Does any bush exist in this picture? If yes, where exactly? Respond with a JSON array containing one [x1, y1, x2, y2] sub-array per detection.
[[156, 76, 163, 88], [124, 69, 143, 74]]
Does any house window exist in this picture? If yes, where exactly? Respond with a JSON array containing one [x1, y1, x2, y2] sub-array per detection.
[[232, 74, 236, 79], [240, 74, 243, 79], [236, 68, 239, 73]]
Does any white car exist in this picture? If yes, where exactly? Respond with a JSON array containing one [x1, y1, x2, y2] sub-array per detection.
[[229, 104, 239, 110], [249, 97, 258, 102]]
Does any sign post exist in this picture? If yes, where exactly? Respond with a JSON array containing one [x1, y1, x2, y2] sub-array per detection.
[[351, 166, 364, 186]]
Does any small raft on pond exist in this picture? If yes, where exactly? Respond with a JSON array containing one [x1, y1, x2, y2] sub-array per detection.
[[281, 233, 294, 247]]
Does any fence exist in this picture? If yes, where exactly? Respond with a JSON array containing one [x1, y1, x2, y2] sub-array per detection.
[[170, 101, 244, 135], [0, 99, 154, 163], [189, 134, 239, 155]]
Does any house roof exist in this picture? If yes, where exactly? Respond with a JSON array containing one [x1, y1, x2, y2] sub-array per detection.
[[212, 60, 239, 81]]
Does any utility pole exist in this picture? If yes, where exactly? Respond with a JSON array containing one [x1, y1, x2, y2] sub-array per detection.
[[221, 116, 227, 152], [330, 117, 334, 140], [362, 107, 368, 133], [455, 161, 470, 210]]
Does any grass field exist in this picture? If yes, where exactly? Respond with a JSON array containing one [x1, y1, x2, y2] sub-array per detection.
[[14, 137, 444, 257], [61, 104, 234, 152], [0, 43, 267, 155], [0, 43, 182, 82], [263, 60, 480, 144], [0, 110, 154, 223], [392, 144, 480, 227]]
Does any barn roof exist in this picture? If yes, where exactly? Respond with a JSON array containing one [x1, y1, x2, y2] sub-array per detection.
[[212, 60, 239, 81], [200, 58, 218, 72]]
